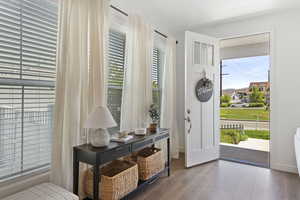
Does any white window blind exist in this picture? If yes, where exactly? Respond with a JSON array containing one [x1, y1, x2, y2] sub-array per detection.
[[152, 48, 161, 106], [107, 30, 126, 132], [0, 0, 58, 181]]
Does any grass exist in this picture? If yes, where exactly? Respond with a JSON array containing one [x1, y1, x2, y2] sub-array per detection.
[[221, 129, 270, 144], [221, 108, 269, 121], [244, 129, 270, 140]]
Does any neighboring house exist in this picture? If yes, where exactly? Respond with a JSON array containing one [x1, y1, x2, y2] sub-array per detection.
[[222, 82, 270, 104], [230, 92, 241, 103], [235, 87, 249, 103], [222, 89, 241, 103], [249, 81, 270, 92], [249, 82, 270, 104]]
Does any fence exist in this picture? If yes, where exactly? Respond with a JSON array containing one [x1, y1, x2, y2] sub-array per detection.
[[220, 124, 245, 134]]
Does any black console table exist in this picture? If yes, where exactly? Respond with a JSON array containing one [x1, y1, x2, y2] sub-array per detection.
[[73, 128, 170, 200]]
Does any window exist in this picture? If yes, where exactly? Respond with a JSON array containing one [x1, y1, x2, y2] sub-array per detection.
[[0, 0, 58, 181], [107, 30, 162, 131], [107, 30, 126, 132], [152, 48, 161, 106]]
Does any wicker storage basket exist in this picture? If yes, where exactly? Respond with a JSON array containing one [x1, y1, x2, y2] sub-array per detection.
[[84, 160, 138, 200], [136, 147, 164, 180]]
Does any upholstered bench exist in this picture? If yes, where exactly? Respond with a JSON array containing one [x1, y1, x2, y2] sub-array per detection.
[[3, 182, 79, 200]]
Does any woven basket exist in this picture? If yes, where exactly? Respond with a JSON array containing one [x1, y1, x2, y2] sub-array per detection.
[[136, 147, 164, 180], [84, 160, 138, 200]]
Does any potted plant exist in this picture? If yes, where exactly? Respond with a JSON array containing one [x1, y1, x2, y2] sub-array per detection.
[[148, 104, 160, 133]]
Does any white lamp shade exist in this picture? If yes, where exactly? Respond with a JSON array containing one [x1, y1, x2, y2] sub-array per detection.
[[84, 106, 117, 129]]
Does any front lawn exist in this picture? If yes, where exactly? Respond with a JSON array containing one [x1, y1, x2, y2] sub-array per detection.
[[221, 108, 269, 121], [221, 129, 270, 144], [244, 130, 270, 140]]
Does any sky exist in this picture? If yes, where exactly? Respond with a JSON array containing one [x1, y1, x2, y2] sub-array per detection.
[[222, 56, 269, 89]]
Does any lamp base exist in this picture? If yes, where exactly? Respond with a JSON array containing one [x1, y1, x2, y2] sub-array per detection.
[[90, 128, 110, 147]]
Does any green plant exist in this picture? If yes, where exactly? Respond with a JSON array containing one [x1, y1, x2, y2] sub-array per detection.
[[149, 104, 160, 123], [221, 129, 248, 144], [227, 131, 240, 144], [221, 94, 231, 104], [249, 86, 265, 103], [248, 103, 265, 107], [221, 103, 229, 107], [240, 134, 248, 141]]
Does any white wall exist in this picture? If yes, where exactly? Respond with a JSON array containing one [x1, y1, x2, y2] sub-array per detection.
[[220, 42, 269, 59], [175, 9, 300, 173]]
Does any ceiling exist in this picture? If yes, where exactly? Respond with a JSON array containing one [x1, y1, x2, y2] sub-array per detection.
[[111, 0, 300, 33]]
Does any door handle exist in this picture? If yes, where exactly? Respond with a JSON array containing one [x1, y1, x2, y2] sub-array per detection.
[[185, 116, 192, 134], [185, 116, 191, 122]]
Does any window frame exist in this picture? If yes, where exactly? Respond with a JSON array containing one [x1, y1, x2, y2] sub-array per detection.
[[0, 0, 58, 182]]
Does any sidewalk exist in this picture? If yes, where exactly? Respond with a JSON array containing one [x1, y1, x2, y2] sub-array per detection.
[[221, 138, 269, 152]]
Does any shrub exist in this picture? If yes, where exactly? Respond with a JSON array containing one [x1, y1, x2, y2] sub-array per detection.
[[248, 103, 265, 107], [227, 131, 240, 144], [249, 86, 265, 103], [240, 134, 248, 141], [221, 103, 229, 107], [221, 129, 248, 144], [221, 94, 231, 104]]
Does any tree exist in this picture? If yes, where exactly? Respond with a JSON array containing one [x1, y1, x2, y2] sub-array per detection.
[[221, 94, 231, 104], [249, 86, 265, 103]]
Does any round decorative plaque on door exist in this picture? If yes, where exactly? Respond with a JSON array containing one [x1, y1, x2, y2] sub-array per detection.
[[195, 78, 213, 102]]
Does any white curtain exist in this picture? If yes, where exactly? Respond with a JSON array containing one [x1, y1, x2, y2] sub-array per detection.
[[51, 0, 109, 191], [160, 37, 179, 159], [120, 15, 154, 130]]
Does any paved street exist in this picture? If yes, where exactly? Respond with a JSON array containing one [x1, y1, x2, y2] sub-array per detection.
[[221, 119, 269, 130]]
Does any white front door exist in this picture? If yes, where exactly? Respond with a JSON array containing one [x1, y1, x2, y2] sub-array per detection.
[[185, 31, 220, 168]]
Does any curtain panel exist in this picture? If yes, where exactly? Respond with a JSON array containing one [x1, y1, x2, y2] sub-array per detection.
[[160, 37, 180, 159], [51, 0, 109, 191], [120, 15, 154, 130]]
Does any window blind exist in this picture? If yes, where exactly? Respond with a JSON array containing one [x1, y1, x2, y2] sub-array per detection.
[[107, 30, 126, 132], [152, 48, 160, 88], [152, 48, 161, 106], [0, 0, 57, 181]]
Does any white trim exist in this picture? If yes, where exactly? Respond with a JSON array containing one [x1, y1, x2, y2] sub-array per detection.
[[271, 163, 298, 174], [219, 29, 275, 169]]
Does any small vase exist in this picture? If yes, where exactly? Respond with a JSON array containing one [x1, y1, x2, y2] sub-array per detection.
[[149, 123, 157, 133]]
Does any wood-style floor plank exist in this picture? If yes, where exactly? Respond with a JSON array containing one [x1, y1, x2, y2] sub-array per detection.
[[131, 156, 300, 200]]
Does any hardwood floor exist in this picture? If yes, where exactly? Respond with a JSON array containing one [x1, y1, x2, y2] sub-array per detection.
[[132, 156, 300, 200]]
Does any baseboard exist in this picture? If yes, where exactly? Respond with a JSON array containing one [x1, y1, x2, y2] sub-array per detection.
[[271, 163, 298, 174]]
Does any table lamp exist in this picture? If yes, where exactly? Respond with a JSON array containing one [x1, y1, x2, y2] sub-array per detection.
[[84, 106, 117, 147]]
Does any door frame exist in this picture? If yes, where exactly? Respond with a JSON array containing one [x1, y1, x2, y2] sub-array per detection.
[[218, 30, 275, 169]]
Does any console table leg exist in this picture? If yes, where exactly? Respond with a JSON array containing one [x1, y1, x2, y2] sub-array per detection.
[[167, 138, 171, 176], [93, 165, 100, 200], [73, 150, 79, 195]]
